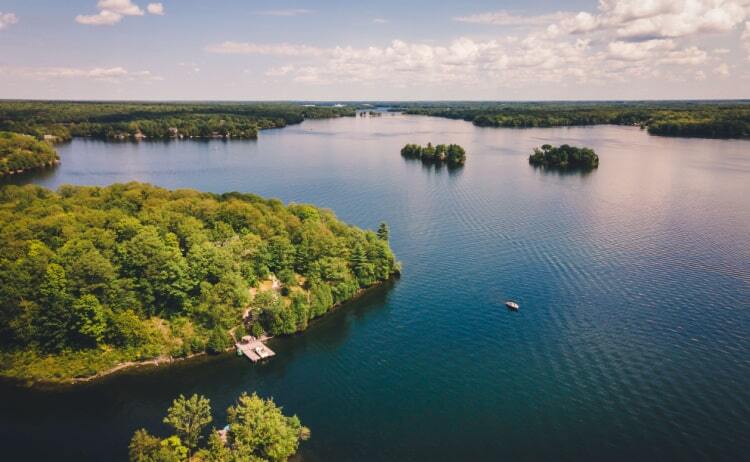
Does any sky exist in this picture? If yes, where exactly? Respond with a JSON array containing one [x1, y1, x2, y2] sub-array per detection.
[[0, 0, 749, 100]]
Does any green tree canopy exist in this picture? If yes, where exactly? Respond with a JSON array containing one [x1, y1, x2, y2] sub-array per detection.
[[163, 394, 213, 456]]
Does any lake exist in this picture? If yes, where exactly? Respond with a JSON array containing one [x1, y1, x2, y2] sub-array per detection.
[[1, 113, 749, 461]]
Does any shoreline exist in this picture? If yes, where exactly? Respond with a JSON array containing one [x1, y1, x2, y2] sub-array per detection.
[[0, 160, 60, 177], [4, 273, 399, 389]]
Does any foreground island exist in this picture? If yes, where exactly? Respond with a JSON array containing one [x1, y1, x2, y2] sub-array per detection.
[[130, 392, 309, 462], [0, 183, 398, 383], [529, 144, 599, 170]]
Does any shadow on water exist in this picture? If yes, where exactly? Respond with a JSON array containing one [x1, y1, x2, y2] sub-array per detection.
[[401, 156, 465, 177], [0, 164, 60, 186], [528, 163, 596, 177]]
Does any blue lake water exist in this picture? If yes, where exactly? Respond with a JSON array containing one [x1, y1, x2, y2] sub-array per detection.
[[1, 114, 749, 461]]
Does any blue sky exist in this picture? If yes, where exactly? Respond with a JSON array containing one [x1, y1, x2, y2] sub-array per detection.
[[0, 0, 749, 100]]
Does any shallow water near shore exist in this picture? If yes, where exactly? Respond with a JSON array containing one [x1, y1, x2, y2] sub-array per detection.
[[1, 114, 749, 461]]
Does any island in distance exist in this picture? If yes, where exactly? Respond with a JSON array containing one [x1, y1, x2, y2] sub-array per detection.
[[529, 144, 599, 170], [401, 143, 467, 166]]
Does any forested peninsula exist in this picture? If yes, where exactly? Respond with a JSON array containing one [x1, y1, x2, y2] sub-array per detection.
[[0, 101, 355, 142], [0, 132, 59, 176], [529, 144, 599, 169], [398, 101, 750, 139], [0, 183, 398, 384]]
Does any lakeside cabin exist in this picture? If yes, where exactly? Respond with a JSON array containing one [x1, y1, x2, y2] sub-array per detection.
[[235, 335, 275, 363]]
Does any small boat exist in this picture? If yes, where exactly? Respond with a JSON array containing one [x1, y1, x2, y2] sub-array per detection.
[[505, 300, 520, 310]]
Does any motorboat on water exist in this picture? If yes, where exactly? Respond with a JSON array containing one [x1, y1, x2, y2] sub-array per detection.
[[505, 300, 520, 310]]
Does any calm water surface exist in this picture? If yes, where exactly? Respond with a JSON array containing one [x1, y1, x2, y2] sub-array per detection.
[[1, 114, 749, 461]]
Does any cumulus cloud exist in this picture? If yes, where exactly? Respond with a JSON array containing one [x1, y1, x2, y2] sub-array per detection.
[[99, 0, 143, 15], [255, 9, 312, 17], [77, 0, 164, 26], [0, 12, 18, 30], [210, 1, 747, 90], [208, 34, 710, 87], [573, 0, 747, 39], [147, 3, 164, 15], [456, 1, 749, 39], [606, 39, 676, 61]]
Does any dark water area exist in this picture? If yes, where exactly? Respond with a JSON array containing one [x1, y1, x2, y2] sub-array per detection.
[[1, 114, 749, 461]]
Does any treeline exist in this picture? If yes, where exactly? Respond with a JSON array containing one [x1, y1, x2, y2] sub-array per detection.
[[529, 144, 599, 169], [130, 393, 308, 462], [397, 101, 750, 139], [0, 101, 355, 142], [0, 182, 397, 382], [400, 142, 467, 165], [0, 132, 59, 175]]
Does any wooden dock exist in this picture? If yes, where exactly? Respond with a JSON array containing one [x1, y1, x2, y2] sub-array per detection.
[[236, 336, 275, 363]]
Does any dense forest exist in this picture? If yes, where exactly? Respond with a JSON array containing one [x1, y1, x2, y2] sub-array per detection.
[[529, 144, 599, 169], [130, 393, 308, 462], [396, 101, 750, 139], [0, 101, 355, 141], [0, 183, 398, 383], [400, 142, 467, 165], [0, 132, 59, 175]]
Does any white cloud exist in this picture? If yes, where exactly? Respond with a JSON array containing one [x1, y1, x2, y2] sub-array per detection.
[[97, 0, 143, 16], [209, 1, 744, 91], [206, 41, 325, 56], [583, 0, 747, 39], [218, 34, 712, 88], [607, 39, 675, 61], [372, 18, 389, 24], [255, 9, 312, 17], [458, 1, 749, 39], [0, 12, 18, 30], [77, 0, 165, 26], [147, 3, 164, 15], [76, 10, 123, 26]]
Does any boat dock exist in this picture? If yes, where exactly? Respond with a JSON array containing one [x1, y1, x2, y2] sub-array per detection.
[[236, 335, 275, 363]]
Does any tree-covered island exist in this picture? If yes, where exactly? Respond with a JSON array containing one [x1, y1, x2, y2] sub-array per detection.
[[0, 132, 59, 176], [529, 144, 599, 170], [130, 392, 309, 462], [400, 142, 467, 165], [0, 183, 398, 384]]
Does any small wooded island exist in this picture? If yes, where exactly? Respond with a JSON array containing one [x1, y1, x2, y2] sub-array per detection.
[[0, 183, 398, 383], [401, 142, 467, 165], [529, 144, 599, 170], [130, 392, 309, 462], [0, 132, 59, 176]]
